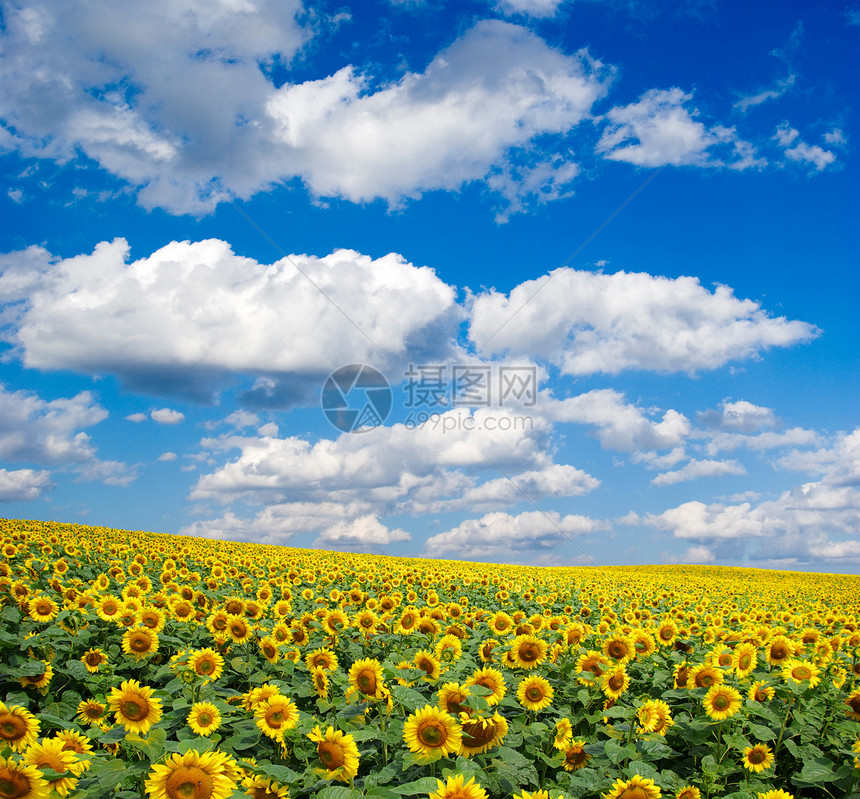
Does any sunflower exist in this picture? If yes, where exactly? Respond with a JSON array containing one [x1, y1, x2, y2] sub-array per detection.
[[435, 634, 463, 664], [241, 773, 290, 798], [673, 662, 691, 689], [464, 668, 506, 706], [80, 648, 108, 674], [487, 611, 515, 637], [576, 650, 611, 684], [733, 643, 758, 678], [108, 679, 163, 734], [516, 675, 554, 711], [188, 702, 222, 737], [307, 726, 360, 782], [637, 700, 671, 735], [703, 684, 742, 721], [258, 637, 280, 664], [189, 649, 225, 682], [225, 614, 252, 644], [756, 792, 794, 799], [514, 792, 563, 799], [310, 667, 329, 698], [206, 611, 230, 638], [553, 718, 573, 750], [403, 705, 461, 757], [255, 697, 299, 741], [781, 659, 821, 688], [347, 658, 386, 701], [561, 739, 590, 772], [429, 774, 488, 799], [122, 626, 160, 661], [765, 635, 795, 666], [686, 664, 723, 690], [603, 774, 662, 799], [28, 595, 60, 622], [742, 743, 774, 772], [54, 729, 93, 759], [600, 666, 630, 700], [603, 633, 635, 663], [0, 756, 50, 799], [76, 700, 106, 727], [508, 633, 548, 669], [23, 737, 82, 797], [478, 639, 500, 663], [396, 607, 420, 634], [95, 595, 124, 622], [19, 660, 53, 692], [845, 688, 860, 721], [656, 620, 678, 647], [458, 712, 508, 756], [747, 680, 774, 703], [675, 787, 701, 799], [0, 702, 40, 752], [437, 683, 471, 716], [144, 749, 237, 799], [353, 609, 380, 636], [413, 650, 442, 681], [322, 609, 349, 637], [137, 607, 167, 633], [243, 684, 281, 712]]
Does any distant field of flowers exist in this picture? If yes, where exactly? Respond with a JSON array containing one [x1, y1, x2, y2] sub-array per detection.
[[1, 517, 859, 799]]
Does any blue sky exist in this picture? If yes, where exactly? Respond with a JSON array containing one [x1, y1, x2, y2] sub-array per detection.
[[0, 0, 858, 571]]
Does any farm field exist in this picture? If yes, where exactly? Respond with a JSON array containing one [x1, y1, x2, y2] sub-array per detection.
[[1, 517, 859, 799]]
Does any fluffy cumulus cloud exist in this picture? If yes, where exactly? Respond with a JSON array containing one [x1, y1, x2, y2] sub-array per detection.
[[0, 468, 53, 501], [151, 408, 185, 425], [495, 0, 567, 18], [651, 458, 745, 487], [424, 509, 605, 561], [314, 515, 411, 552], [468, 268, 818, 375], [596, 88, 757, 168], [0, 4, 609, 214], [542, 389, 689, 452], [0, 239, 458, 400], [190, 407, 553, 507], [773, 123, 838, 171], [643, 429, 860, 567], [0, 384, 133, 486]]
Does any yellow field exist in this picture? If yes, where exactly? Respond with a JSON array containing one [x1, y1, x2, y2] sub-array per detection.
[[1, 517, 859, 799]]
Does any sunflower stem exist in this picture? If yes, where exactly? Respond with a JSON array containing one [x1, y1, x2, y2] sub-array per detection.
[[772, 698, 794, 760]]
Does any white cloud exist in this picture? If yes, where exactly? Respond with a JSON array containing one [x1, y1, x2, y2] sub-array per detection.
[[459, 463, 599, 508], [0, 384, 105, 465], [469, 267, 818, 375], [733, 74, 795, 113], [0, 8, 610, 215], [643, 429, 860, 565], [651, 458, 745, 486], [0, 468, 53, 501], [314, 515, 411, 552], [542, 389, 690, 451], [151, 408, 185, 425], [158, 452, 178, 462], [495, 0, 567, 19], [773, 429, 860, 483], [597, 88, 754, 168], [0, 239, 458, 400], [190, 407, 552, 511], [424, 509, 605, 560], [773, 123, 837, 171], [697, 399, 776, 432], [7, 189, 23, 204], [703, 427, 818, 456], [125, 413, 147, 423]]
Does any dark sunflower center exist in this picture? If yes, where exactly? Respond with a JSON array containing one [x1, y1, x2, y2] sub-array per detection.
[[461, 720, 496, 747], [267, 709, 285, 727], [0, 716, 26, 742], [0, 766, 31, 799], [848, 696, 860, 714], [122, 698, 147, 721], [608, 674, 625, 691], [318, 741, 346, 769], [619, 788, 649, 799], [608, 642, 626, 659], [197, 659, 215, 675], [130, 634, 151, 652], [518, 644, 539, 662], [526, 686, 544, 701], [417, 723, 445, 747], [165, 765, 214, 799], [712, 695, 730, 711], [748, 749, 765, 764], [86, 653, 102, 666], [738, 654, 751, 669], [197, 712, 213, 727], [567, 748, 587, 765], [792, 667, 811, 680], [357, 671, 377, 694]]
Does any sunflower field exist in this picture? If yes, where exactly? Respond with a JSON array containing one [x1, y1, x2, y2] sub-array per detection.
[[1, 518, 859, 799]]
